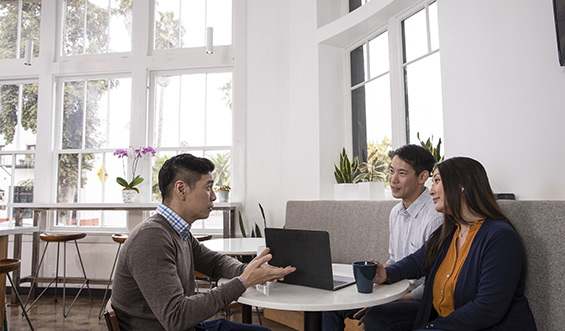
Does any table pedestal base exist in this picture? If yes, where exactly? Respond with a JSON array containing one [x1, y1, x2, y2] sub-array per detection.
[[304, 311, 322, 330]]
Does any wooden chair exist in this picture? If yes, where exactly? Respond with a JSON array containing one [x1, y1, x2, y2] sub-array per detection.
[[103, 297, 120, 331]]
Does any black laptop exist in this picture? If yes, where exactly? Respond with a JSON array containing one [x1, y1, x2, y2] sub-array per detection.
[[264, 227, 355, 291]]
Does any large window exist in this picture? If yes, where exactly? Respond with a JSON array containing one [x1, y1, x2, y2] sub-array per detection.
[[55, 76, 132, 227], [1, 1, 237, 232], [350, 1, 443, 163], [0, 0, 41, 60], [151, 71, 233, 232], [0, 81, 38, 224]]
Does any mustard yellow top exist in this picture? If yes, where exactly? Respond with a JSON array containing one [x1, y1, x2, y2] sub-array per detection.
[[432, 220, 484, 317]]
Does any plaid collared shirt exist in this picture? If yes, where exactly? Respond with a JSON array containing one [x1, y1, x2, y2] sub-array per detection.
[[156, 203, 191, 241]]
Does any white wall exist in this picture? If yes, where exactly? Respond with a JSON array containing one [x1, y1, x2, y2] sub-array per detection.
[[244, 1, 321, 229], [438, 0, 565, 199]]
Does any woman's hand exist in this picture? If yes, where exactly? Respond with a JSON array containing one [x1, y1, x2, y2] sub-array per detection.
[[370, 259, 388, 284]]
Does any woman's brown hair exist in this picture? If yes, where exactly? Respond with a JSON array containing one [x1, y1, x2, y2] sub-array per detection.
[[423, 157, 513, 274]]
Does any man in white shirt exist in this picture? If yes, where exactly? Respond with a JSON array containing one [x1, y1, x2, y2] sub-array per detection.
[[323, 144, 443, 331]]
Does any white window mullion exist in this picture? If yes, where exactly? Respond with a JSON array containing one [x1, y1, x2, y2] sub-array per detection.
[[388, 17, 407, 148]]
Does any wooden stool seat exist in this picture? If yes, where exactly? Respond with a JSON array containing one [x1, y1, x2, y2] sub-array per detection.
[[111, 233, 128, 244], [0, 258, 21, 274], [40, 233, 87, 242]]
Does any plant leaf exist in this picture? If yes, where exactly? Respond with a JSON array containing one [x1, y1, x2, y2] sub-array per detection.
[[259, 203, 267, 228], [238, 211, 247, 237], [130, 175, 144, 187], [116, 177, 129, 187], [254, 223, 262, 238]]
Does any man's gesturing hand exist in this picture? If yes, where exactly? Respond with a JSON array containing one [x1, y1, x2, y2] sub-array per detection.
[[239, 247, 296, 288]]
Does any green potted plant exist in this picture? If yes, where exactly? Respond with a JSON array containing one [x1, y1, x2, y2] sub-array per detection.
[[417, 132, 444, 188], [357, 155, 387, 200], [333, 148, 364, 200], [216, 185, 231, 203]]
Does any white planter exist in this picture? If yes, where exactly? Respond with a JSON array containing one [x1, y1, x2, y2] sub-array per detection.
[[122, 189, 137, 203], [358, 182, 385, 200], [334, 183, 361, 200], [217, 191, 230, 202]]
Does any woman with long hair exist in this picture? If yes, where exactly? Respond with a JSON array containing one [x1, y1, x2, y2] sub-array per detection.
[[365, 157, 536, 330]]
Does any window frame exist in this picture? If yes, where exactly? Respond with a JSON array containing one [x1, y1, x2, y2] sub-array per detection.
[[348, 0, 441, 160]]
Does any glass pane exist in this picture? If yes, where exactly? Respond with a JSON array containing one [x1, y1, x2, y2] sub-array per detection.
[[365, 75, 392, 146], [85, 79, 108, 149], [405, 52, 443, 144], [20, 1, 42, 58], [368, 31, 389, 79], [207, 150, 231, 188], [402, 8, 427, 63], [109, 0, 132, 52], [207, 0, 232, 46], [0, 83, 38, 151], [65, 0, 86, 55], [206, 73, 232, 146], [106, 151, 125, 202], [155, 0, 182, 49], [21, 83, 38, 148], [86, 0, 110, 54], [0, 2, 18, 59], [154, 75, 181, 147], [350, 44, 366, 87], [62, 81, 86, 149], [180, 74, 205, 146], [79, 153, 101, 203], [180, 1, 205, 48], [429, 2, 439, 51], [57, 153, 79, 203], [105, 78, 131, 148], [76, 210, 101, 226]]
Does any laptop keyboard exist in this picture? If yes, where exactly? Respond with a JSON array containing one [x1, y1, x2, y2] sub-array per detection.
[[333, 279, 347, 287]]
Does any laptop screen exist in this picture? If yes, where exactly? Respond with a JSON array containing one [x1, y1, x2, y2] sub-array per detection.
[[265, 227, 341, 290]]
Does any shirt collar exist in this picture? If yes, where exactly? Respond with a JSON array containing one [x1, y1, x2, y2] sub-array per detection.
[[402, 187, 431, 217], [156, 203, 191, 241]]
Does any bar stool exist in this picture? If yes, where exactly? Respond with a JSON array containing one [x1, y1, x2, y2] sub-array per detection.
[[24, 233, 92, 318], [98, 233, 128, 319], [0, 259, 33, 330]]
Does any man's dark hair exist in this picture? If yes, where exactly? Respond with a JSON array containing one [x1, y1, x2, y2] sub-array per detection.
[[158, 154, 215, 202], [390, 144, 435, 176]]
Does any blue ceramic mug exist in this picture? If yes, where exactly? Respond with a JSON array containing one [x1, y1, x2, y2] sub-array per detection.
[[353, 261, 377, 293]]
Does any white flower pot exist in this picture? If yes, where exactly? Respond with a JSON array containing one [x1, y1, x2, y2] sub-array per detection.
[[334, 183, 361, 200], [358, 182, 385, 200], [122, 189, 137, 203], [217, 191, 230, 202]]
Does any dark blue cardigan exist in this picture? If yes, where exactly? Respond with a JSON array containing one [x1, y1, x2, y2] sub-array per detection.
[[386, 218, 537, 330]]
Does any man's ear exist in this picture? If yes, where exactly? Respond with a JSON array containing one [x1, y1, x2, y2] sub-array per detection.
[[417, 170, 430, 185], [174, 180, 188, 200]]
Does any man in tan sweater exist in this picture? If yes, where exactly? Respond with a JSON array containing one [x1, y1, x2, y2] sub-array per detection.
[[112, 153, 295, 330]]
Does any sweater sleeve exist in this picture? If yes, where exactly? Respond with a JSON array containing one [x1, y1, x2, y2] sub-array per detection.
[[422, 225, 524, 330], [127, 227, 246, 330]]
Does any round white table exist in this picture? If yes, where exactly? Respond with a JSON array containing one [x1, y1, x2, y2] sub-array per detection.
[[221, 264, 409, 330], [202, 238, 266, 256]]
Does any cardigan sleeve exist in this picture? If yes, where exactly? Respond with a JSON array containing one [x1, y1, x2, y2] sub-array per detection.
[[385, 244, 427, 283], [422, 224, 524, 330]]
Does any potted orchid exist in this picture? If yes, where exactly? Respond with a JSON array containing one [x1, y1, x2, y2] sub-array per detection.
[[114, 146, 156, 202]]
